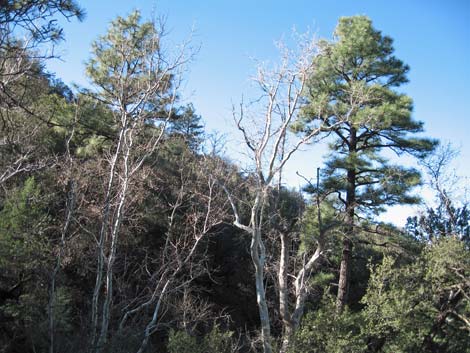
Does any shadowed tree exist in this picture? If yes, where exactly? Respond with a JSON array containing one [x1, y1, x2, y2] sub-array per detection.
[[0, 1, 84, 187], [0, 0, 84, 108]]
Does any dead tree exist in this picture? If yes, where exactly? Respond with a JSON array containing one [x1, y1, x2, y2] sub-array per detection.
[[222, 34, 342, 353]]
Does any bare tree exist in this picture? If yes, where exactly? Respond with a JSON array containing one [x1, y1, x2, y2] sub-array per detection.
[[222, 34, 341, 353], [409, 143, 470, 241], [133, 159, 228, 353], [0, 123, 48, 186], [47, 101, 79, 353], [275, 167, 340, 353], [421, 143, 461, 228]]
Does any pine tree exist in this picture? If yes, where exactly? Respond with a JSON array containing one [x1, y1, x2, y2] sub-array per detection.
[[85, 11, 190, 350], [169, 104, 205, 151], [298, 16, 437, 310]]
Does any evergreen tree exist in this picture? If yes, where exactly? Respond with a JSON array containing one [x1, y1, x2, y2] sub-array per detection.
[[84, 11, 192, 351], [169, 103, 205, 151], [362, 238, 470, 352], [0, 177, 53, 352], [0, 0, 84, 109], [297, 16, 437, 310], [406, 204, 470, 244]]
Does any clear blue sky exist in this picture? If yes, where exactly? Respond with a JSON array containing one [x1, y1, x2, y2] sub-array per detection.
[[47, 0, 470, 225]]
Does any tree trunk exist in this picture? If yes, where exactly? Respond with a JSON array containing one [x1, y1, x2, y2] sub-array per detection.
[[91, 122, 127, 348], [337, 126, 356, 312], [96, 127, 133, 351], [280, 323, 294, 353], [136, 280, 170, 353], [279, 231, 292, 353], [251, 227, 272, 353], [278, 168, 325, 352], [336, 236, 352, 311]]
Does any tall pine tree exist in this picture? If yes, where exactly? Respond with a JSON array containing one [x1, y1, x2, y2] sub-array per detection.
[[297, 16, 437, 310]]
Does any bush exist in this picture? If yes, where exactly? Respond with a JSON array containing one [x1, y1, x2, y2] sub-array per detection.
[[167, 325, 235, 353]]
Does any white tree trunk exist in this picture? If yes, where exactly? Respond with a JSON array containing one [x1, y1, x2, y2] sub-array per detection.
[[91, 122, 127, 348], [96, 126, 133, 351], [135, 280, 170, 353], [251, 227, 272, 353]]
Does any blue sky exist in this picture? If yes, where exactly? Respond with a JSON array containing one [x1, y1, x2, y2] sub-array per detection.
[[47, 0, 470, 225]]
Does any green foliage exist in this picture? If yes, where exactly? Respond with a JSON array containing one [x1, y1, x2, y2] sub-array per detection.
[[2, 286, 74, 351], [0, 0, 84, 43], [300, 201, 340, 253], [3, 291, 50, 349], [289, 238, 470, 353], [202, 325, 235, 353], [299, 15, 437, 217], [169, 103, 205, 151], [406, 203, 470, 244], [70, 94, 116, 157], [49, 286, 74, 335], [309, 271, 335, 288], [0, 177, 50, 269], [0, 177, 57, 351], [167, 330, 201, 353], [289, 295, 366, 353], [167, 326, 234, 353], [85, 10, 172, 117], [361, 238, 470, 352], [362, 256, 430, 351]]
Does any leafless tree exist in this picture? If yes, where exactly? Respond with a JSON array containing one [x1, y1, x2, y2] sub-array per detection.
[[135, 170, 227, 352], [420, 143, 461, 225], [222, 34, 343, 353], [415, 142, 469, 240], [47, 101, 79, 353]]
